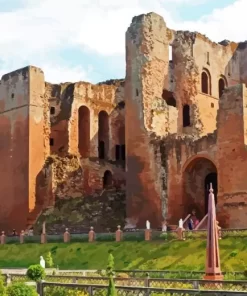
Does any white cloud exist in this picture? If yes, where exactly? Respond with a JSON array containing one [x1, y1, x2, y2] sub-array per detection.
[[37, 64, 91, 84], [0, 60, 90, 84], [163, 0, 206, 4], [0, 0, 246, 82], [172, 0, 247, 42]]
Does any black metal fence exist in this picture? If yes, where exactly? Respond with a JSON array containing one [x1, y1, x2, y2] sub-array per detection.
[[37, 281, 247, 296], [5, 274, 247, 292], [3, 269, 247, 282]]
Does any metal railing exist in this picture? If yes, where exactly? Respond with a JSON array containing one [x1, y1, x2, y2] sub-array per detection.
[[3, 269, 247, 281], [5, 274, 247, 292], [37, 281, 247, 296]]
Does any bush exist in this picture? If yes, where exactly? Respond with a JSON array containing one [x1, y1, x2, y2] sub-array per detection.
[[106, 251, 114, 277], [123, 232, 144, 241], [44, 286, 90, 296], [0, 271, 6, 296], [159, 232, 168, 240], [6, 282, 37, 296], [95, 234, 115, 242], [26, 265, 45, 282], [45, 252, 54, 268]]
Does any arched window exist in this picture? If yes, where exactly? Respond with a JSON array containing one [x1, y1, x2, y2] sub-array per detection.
[[78, 106, 90, 158], [201, 69, 211, 95], [218, 77, 226, 98], [183, 105, 190, 127], [166, 96, 176, 107], [162, 90, 177, 108], [98, 110, 109, 159], [103, 170, 113, 188]]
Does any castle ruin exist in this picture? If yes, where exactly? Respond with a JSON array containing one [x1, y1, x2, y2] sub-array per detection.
[[0, 12, 247, 232]]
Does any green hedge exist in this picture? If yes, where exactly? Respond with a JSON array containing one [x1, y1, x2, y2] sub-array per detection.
[[3, 230, 247, 244]]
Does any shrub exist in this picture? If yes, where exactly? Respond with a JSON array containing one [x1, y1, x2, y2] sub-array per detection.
[[6, 282, 37, 296], [229, 250, 238, 258], [107, 277, 116, 296], [106, 251, 114, 277], [44, 286, 67, 296], [159, 232, 168, 240], [95, 234, 115, 242], [45, 252, 54, 268], [123, 232, 144, 241], [0, 271, 6, 296], [26, 265, 45, 282], [44, 286, 88, 296]]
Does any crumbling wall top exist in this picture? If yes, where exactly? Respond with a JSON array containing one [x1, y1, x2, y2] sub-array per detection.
[[1, 65, 43, 82], [97, 79, 125, 87], [130, 12, 166, 26]]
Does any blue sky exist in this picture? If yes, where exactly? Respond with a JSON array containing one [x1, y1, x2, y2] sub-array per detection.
[[170, 0, 236, 21], [0, 0, 244, 83]]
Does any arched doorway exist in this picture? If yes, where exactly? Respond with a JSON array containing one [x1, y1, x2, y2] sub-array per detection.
[[78, 106, 90, 158], [103, 170, 113, 189], [218, 77, 227, 98], [98, 110, 109, 159], [183, 157, 217, 219]]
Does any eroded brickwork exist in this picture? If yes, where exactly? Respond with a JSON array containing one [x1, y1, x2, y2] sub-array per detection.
[[125, 12, 247, 228], [1, 11, 247, 232]]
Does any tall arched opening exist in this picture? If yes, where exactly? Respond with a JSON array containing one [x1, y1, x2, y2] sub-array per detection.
[[78, 106, 90, 158], [98, 110, 109, 159], [183, 157, 217, 219], [183, 104, 190, 127], [201, 69, 211, 95], [218, 76, 227, 98], [103, 170, 113, 188]]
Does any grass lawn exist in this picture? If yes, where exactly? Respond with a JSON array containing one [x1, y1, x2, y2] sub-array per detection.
[[0, 238, 246, 271]]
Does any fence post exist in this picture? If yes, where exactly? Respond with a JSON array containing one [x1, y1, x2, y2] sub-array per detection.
[[216, 221, 222, 239], [144, 272, 149, 287], [88, 227, 95, 242], [145, 229, 152, 241], [145, 272, 150, 296], [20, 230, 25, 244], [37, 280, 44, 296], [88, 285, 93, 296], [192, 280, 199, 289], [115, 225, 122, 242], [41, 221, 46, 244], [63, 228, 70, 243], [177, 228, 185, 240], [0, 231, 5, 244], [6, 274, 11, 286]]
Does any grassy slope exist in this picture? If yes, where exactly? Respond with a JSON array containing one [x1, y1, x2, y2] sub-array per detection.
[[0, 238, 246, 271]]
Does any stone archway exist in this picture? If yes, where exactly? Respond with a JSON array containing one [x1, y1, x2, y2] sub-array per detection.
[[183, 156, 217, 219], [103, 170, 113, 189]]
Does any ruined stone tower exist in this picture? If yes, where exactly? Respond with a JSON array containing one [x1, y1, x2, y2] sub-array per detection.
[[1, 12, 247, 232], [0, 66, 49, 231]]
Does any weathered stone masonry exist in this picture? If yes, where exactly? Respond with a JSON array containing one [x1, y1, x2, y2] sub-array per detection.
[[125, 12, 247, 228], [1, 12, 247, 231]]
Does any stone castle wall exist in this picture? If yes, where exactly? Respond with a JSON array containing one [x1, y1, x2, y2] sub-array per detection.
[[1, 12, 247, 231]]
